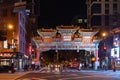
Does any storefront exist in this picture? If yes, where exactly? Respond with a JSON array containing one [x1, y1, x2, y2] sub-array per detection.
[[111, 47, 120, 58], [0, 52, 13, 66], [110, 34, 120, 69]]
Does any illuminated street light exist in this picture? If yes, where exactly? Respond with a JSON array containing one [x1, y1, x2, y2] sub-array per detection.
[[8, 24, 14, 30], [102, 32, 108, 70], [8, 24, 16, 68], [102, 32, 107, 51], [102, 32, 107, 37], [8, 24, 15, 48]]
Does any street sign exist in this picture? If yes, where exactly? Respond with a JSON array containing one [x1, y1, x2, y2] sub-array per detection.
[[14, 1, 26, 12]]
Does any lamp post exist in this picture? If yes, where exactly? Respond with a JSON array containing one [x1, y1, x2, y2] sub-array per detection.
[[102, 32, 107, 56], [102, 32, 108, 70], [8, 24, 16, 65]]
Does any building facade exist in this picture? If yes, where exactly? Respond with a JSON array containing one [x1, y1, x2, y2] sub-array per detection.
[[86, 0, 120, 30], [0, 0, 26, 70]]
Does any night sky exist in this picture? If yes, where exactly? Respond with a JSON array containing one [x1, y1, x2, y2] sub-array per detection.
[[39, 0, 86, 27]]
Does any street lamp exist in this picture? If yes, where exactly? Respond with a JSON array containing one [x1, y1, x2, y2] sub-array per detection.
[[102, 32, 106, 37], [102, 32, 108, 70], [8, 24, 13, 30], [8, 24, 15, 48], [102, 32, 107, 51], [8, 24, 16, 65]]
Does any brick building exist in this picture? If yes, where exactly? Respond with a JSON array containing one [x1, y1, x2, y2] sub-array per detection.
[[0, 0, 26, 70]]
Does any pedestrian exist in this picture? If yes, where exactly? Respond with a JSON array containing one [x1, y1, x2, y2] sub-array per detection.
[[31, 61, 35, 70], [79, 63, 82, 70], [102, 60, 106, 70], [24, 64, 27, 71], [112, 59, 116, 72]]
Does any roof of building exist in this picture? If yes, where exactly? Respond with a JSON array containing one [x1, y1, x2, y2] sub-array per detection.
[[56, 25, 79, 30], [37, 28, 56, 32]]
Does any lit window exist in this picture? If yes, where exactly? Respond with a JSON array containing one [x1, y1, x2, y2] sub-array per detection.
[[84, 19, 87, 23], [4, 40, 7, 48], [78, 19, 82, 23]]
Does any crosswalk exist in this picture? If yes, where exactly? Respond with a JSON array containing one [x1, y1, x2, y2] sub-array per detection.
[[39, 68, 120, 78], [40, 69, 81, 73], [62, 69, 80, 72]]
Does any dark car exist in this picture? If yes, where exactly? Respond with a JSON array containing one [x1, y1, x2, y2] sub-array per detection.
[[0, 66, 16, 73]]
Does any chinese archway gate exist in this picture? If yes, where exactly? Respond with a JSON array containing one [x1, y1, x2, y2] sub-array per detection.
[[33, 25, 100, 70]]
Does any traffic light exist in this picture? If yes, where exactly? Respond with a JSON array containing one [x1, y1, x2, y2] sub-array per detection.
[[103, 46, 107, 50]]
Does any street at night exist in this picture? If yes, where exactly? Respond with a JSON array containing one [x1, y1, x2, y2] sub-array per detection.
[[0, 69, 120, 80], [0, 0, 120, 80]]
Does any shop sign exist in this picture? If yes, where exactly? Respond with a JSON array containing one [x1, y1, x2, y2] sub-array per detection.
[[0, 53, 13, 57], [82, 37, 93, 43], [43, 37, 52, 43]]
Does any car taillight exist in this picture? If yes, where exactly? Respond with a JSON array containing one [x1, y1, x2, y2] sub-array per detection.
[[14, 68, 17, 71]]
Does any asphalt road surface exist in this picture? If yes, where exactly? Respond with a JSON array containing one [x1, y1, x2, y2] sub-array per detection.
[[15, 70, 120, 80]]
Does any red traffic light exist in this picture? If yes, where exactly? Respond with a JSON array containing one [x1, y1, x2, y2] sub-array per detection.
[[104, 46, 107, 50]]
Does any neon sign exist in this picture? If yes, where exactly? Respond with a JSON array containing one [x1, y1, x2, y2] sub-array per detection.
[[0, 53, 13, 57]]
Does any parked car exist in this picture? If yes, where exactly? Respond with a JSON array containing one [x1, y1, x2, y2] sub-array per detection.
[[0, 66, 16, 73], [70, 62, 79, 70]]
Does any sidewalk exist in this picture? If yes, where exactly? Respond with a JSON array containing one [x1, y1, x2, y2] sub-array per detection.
[[80, 69, 120, 77], [0, 68, 46, 80], [0, 71, 31, 80]]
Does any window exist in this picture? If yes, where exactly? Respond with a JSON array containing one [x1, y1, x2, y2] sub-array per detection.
[[113, 0, 117, 2], [4, 0, 12, 2], [2, 9, 7, 17], [11, 8, 16, 17], [105, 10, 109, 14], [112, 15, 117, 22], [105, 0, 109, 2], [84, 19, 87, 23], [105, 15, 109, 26], [105, 4, 109, 9], [113, 3, 117, 9], [91, 16, 101, 26], [4, 40, 7, 48], [92, 0, 97, 2], [92, 4, 101, 14], [78, 19, 82, 23], [113, 4, 117, 14]]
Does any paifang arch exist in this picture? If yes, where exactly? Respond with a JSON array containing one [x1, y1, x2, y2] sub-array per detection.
[[33, 25, 101, 70]]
